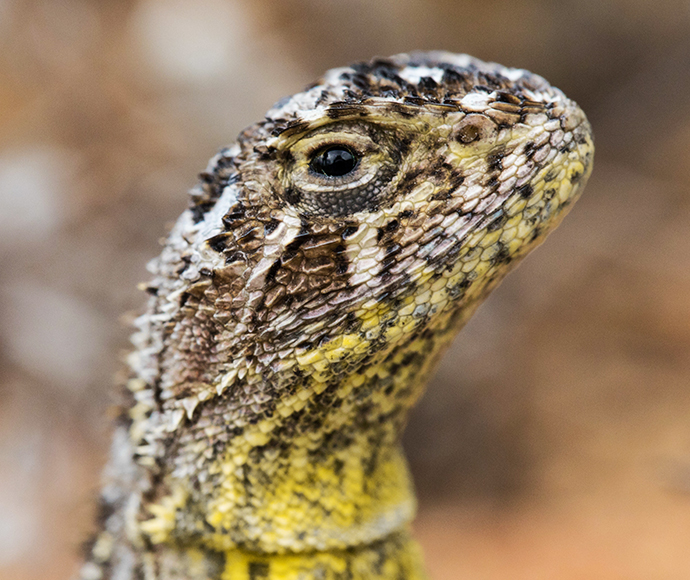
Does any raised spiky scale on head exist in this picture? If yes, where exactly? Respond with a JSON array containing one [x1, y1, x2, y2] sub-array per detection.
[[81, 52, 593, 580]]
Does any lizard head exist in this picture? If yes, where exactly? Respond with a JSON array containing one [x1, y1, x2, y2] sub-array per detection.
[[126, 52, 593, 552], [136, 52, 593, 405]]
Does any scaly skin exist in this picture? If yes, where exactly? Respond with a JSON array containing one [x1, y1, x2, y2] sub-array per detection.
[[79, 52, 594, 579]]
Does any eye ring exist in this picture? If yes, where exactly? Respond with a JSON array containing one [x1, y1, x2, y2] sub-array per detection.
[[309, 145, 360, 178]]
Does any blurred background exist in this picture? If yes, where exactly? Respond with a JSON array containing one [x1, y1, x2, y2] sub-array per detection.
[[1, 0, 689, 578]]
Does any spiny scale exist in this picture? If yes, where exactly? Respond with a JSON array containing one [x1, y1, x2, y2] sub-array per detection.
[[80, 52, 593, 580]]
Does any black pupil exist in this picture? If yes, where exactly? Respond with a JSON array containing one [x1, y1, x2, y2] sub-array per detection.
[[311, 147, 358, 177]]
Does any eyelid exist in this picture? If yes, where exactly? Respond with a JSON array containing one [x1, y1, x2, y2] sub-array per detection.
[[300, 129, 379, 154], [305, 141, 365, 159]]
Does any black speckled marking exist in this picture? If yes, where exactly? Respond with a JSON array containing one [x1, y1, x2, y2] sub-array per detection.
[[264, 260, 282, 285], [494, 90, 522, 105], [517, 184, 533, 199], [207, 234, 230, 253], [341, 225, 360, 239], [334, 243, 349, 275], [133, 564, 145, 580], [225, 251, 246, 265], [543, 170, 557, 183], [205, 550, 227, 579], [190, 201, 216, 224], [191, 163, 241, 224], [221, 202, 247, 229], [523, 141, 536, 160], [282, 230, 311, 262], [326, 102, 370, 119], [283, 187, 302, 206], [492, 243, 512, 266], [529, 226, 543, 243], [486, 211, 507, 232], [377, 219, 400, 243], [418, 76, 439, 93], [394, 167, 425, 199], [264, 219, 280, 235], [248, 561, 269, 579], [487, 149, 505, 172]]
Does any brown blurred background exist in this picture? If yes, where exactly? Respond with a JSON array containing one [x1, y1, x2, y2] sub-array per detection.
[[1, 1, 689, 578]]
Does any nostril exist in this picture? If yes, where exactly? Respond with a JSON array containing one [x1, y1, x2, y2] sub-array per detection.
[[455, 124, 480, 144], [452, 114, 498, 144]]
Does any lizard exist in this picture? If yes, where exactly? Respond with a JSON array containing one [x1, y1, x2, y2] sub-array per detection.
[[78, 51, 594, 580]]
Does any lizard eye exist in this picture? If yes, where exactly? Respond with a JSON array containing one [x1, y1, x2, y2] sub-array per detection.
[[278, 122, 403, 217], [310, 146, 359, 177]]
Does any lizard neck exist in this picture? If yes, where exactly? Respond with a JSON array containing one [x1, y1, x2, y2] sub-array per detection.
[[138, 308, 465, 555], [91, 320, 455, 578]]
